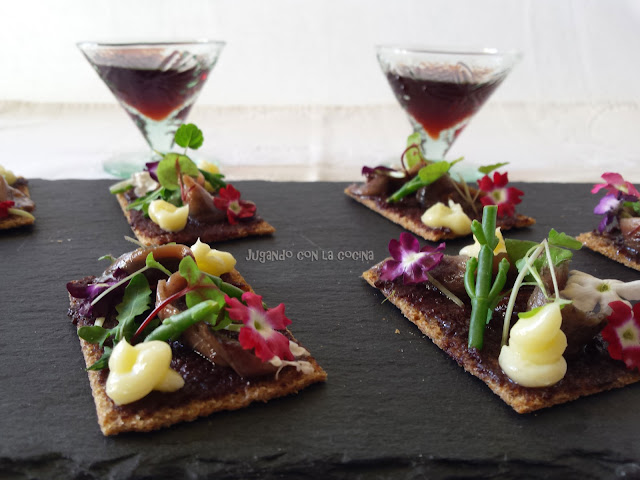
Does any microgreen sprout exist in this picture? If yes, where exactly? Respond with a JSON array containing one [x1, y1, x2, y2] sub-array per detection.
[[501, 230, 582, 346]]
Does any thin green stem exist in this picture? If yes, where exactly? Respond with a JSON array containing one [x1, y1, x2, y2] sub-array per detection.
[[426, 273, 464, 308], [501, 243, 545, 347]]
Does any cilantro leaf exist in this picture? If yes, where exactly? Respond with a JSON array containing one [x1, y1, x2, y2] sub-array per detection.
[[478, 162, 509, 175], [174, 124, 204, 150], [156, 153, 200, 190], [114, 273, 152, 342]]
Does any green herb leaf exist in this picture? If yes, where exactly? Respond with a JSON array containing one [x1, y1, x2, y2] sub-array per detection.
[[186, 275, 226, 312], [418, 161, 450, 183], [623, 201, 640, 215], [405, 133, 424, 169], [77, 325, 111, 345], [114, 273, 152, 342], [478, 162, 509, 175], [109, 179, 134, 194], [518, 304, 546, 319], [145, 252, 172, 276], [547, 229, 582, 250], [174, 124, 204, 150], [506, 237, 575, 273], [126, 188, 163, 212], [156, 153, 200, 190], [179, 255, 201, 286], [87, 346, 112, 371], [199, 169, 227, 192]]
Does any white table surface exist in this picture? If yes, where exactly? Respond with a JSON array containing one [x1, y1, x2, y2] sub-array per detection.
[[1, 101, 639, 183]]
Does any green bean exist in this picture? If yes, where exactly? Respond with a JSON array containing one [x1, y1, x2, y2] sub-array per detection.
[[465, 206, 509, 350], [144, 300, 217, 343]]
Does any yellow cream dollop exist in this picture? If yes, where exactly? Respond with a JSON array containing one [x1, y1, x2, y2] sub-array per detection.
[[498, 303, 568, 387], [148, 200, 189, 232], [459, 227, 507, 257], [0, 165, 17, 185], [421, 200, 472, 235], [198, 160, 220, 176], [106, 340, 184, 405], [198, 160, 220, 193], [191, 238, 237, 276]]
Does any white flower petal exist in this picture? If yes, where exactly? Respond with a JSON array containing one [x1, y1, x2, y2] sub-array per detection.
[[561, 282, 599, 312], [597, 290, 628, 314], [613, 280, 640, 301]]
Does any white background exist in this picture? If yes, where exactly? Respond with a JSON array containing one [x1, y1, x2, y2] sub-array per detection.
[[0, 0, 639, 181]]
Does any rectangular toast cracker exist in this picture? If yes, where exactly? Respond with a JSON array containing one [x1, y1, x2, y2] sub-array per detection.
[[70, 269, 326, 436], [0, 181, 35, 230], [116, 193, 275, 246], [363, 261, 640, 413], [345, 185, 535, 242], [577, 231, 640, 272]]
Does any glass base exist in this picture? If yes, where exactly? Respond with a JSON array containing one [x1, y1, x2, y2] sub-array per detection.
[[103, 151, 221, 179], [103, 151, 155, 179]]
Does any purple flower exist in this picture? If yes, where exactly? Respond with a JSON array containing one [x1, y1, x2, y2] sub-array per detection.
[[380, 232, 445, 284], [145, 161, 160, 182]]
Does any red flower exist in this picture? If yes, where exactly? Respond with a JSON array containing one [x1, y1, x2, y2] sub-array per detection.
[[225, 292, 293, 362], [213, 185, 256, 224], [0, 200, 15, 218], [601, 301, 640, 371], [478, 172, 523, 218]]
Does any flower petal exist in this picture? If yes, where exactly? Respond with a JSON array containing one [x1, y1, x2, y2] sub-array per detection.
[[594, 194, 619, 215], [399, 232, 421, 256]]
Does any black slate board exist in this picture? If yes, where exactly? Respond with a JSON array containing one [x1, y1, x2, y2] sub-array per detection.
[[1, 180, 639, 479]]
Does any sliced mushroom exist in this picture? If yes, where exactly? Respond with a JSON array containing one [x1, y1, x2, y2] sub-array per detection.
[[103, 244, 193, 278], [183, 175, 227, 223], [0, 176, 35, 210], [620, 217, 640, 251], [526, 263, 605, 358]]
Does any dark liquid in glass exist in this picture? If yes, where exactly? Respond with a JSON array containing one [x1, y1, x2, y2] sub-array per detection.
[[386, 68, 505, 139], [94, 64, 210, 121]]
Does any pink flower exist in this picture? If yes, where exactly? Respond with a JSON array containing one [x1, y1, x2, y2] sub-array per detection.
[[213, 185, 256, 225], [601, 301, 640, 371], [225, 292, 293, 362], [477, 172, 523, 218], [0, 200, 15, 218], [591, 173, 640, 198], [380, 232, 445, 284]]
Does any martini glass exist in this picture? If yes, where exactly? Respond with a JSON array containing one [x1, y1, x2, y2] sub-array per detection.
[[78, 40, 225, 178], [376, 45, 521, 161]]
